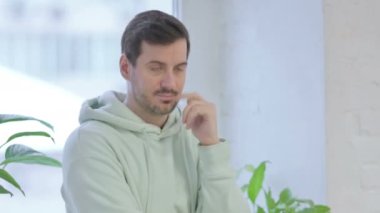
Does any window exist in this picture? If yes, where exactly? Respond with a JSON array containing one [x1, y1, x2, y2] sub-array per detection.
[[0, 1, 174, 212]]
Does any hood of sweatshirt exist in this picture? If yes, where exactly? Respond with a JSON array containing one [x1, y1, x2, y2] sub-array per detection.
[[79, 90, 182, 139]]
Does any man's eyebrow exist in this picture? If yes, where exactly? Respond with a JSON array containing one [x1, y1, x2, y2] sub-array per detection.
[[146, 60, 166, 66], [176, 62, 188, 67], [146, 61, 188, 67]]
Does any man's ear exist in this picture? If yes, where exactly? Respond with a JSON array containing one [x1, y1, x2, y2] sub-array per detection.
[[120, 54, 132, 80]]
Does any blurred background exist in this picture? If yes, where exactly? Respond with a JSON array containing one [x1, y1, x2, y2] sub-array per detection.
[[1, 0, 380, 213], [0, 0, 172, 212]]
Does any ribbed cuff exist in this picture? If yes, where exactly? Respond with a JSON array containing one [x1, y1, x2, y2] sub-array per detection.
[[198, 140, 231, 176]]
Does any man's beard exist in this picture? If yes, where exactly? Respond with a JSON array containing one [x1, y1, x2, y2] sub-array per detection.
[[134, 87, 179, 116]]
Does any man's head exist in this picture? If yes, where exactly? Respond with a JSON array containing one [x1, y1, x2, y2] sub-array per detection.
[[120, 10, 190, 121], [121, 10, 190, 66]]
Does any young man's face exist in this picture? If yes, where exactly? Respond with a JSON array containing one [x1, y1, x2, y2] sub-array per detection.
[[124, 39, 187, 116]]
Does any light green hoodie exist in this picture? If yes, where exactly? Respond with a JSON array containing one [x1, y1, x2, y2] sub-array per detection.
[[61, 91, 250, 213]]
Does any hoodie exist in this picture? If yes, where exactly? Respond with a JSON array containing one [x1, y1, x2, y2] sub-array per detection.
[[61, 91, 250, 213]]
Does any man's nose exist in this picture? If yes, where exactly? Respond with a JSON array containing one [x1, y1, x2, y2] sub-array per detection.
[[161, 71, 176, 88]]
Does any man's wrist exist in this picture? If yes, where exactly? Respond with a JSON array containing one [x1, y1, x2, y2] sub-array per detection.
[[200, 138, 224, 146]]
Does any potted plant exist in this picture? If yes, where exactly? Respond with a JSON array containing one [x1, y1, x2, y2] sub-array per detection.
[[0, 114, 61, 196], [241, 161, 331, 213]]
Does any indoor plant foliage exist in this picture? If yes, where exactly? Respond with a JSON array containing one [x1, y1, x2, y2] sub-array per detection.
[[241, 161, 330, 213], [0, 114, 62, 196]]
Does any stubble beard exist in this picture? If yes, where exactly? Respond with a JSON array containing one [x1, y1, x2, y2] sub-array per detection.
[[134, 90, 178, 116]]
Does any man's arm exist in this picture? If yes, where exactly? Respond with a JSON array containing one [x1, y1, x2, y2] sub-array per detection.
[[61, 129, 143, 213], [181, 93, 250, 213], [196, 142, 250, 213]]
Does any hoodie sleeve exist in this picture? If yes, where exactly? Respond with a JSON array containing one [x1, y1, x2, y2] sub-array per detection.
[[195, 141, 250, 213], [61, 128, 143, 213]]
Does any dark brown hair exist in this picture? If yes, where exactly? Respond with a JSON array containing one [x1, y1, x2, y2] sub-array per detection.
[[121, 10, 190, 66]]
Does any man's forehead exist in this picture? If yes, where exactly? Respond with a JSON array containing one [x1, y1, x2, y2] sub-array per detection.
[[138, 40, 188, 62]]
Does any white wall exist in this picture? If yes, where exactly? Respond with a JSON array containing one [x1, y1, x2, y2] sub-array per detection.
[[182, 0, 326, 204], [325, 0, 380, 212]]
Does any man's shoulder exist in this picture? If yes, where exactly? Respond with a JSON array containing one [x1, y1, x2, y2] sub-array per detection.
[[78, 120, 118, 135], [64, 120, 124, 154]]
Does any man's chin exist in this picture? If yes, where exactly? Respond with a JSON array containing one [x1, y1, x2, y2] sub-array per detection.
[[151, 103, 177, 115]]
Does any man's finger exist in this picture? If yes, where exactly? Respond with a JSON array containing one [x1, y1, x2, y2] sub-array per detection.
[[181, 92, 204, 104], [182, 100, 204, 124]]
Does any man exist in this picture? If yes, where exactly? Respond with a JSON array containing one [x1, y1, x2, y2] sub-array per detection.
[[61, 10, 250, 213]]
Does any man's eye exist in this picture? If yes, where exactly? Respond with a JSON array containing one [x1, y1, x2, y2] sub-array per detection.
[[175, 67, 186, 73], [150, 66, 162, 72]]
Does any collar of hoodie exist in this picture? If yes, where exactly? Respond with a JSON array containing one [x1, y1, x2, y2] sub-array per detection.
[[79, 90, 183, 140]]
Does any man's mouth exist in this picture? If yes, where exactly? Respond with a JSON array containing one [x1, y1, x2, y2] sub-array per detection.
[[155, 88, 178, 102], [156, 93, 177, 101]]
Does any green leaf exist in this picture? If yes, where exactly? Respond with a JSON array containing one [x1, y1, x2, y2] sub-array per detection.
[[0, 114, 54, 131], [257, 206, 266, 213], [0, 169, 24, 195], [279, 188, 292, 203], [278, 188, 296, 207], [299, 204, 330, 213], [298, 207, 314, 213], [248, 161, 267, 204], [313, 205, 330, 213], [0, 131, 54, 149], [264, 189, 276, 211], [1, 144, 61, 167], [0, 184, 13, 196], [286, 208, 297, 213]]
